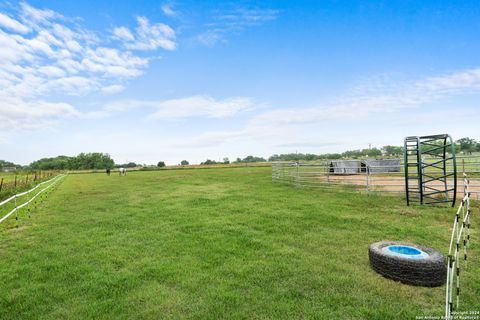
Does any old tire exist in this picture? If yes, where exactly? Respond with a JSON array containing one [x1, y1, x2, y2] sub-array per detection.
[[368, 241, 446, 287]]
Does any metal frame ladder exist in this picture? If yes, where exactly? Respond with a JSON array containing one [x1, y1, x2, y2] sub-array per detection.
[[404, 134, 457, 206]]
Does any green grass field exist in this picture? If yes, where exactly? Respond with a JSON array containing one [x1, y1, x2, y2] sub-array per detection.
[[0, 167, 478, 319]]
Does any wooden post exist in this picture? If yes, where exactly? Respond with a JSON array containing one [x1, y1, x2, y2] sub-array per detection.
[[366, 165, 370, 191], [295, 162, 300, 187], [14, 175, 18, 226]]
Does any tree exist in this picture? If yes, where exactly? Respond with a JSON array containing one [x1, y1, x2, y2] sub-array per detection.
[[362, 148, 382, 157], [342, 150, 363, 158], [223, 157, 230, 164], [115, 162, 137, 168], [0, 160, 20, 170], [382, 145, 403, 156], [456, 137, 477, 155], [157, 161, 166, 167], [238, 155, 267, 163], [180, 160, 189, 166], [201, 159, 217, 165], [29, 153, 114, 170]]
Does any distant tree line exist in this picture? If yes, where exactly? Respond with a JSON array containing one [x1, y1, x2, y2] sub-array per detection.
[[268, 147, 386, 161], [234, 155, 266, 163], [0, 160, 20, 170], [200, 157, 230, 165], [116, 162, 138, 168], [268, 138, 480, 161], [29, 153, 114, 170], [198, 156, 268, 165], [456, 137, 480, 154]]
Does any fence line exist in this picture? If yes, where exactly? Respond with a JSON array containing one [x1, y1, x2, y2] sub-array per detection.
[[272, 160, 480, 199], [0, 171, 57, 194], [445, 174, 472, 318], [0, 174, 66, 224]]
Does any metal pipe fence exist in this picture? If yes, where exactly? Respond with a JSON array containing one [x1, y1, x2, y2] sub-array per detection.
[[272, 156, 480, 200]]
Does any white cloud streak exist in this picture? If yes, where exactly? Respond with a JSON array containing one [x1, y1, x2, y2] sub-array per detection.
[[161, 4, 176, 17], [113, 16, 176, 51], [197, 7, 279, 46], [0, 12, 30, 33], [170, 68, 480, 151], [105, 95, 255, 119], [251, 68, 480, 127]]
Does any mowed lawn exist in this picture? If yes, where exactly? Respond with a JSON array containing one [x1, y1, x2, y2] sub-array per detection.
[[0, 167, 478, 319]]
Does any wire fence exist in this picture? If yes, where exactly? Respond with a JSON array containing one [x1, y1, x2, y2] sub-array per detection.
[[0, 171, 60, 202], [272, 156, 480, 199], [0, 174, 66, 225], [445, 174, 472, 318]]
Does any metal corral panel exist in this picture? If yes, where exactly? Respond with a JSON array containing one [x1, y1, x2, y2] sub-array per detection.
[[329, 160, 363, 174], [364, 159, 401, 173]]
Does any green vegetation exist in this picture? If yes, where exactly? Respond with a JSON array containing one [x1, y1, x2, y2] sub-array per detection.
[[0, 172, 57, 201], [235, 155, 267, 163], [0, 160, 20, 171], [116, 162, 138, 168], [29, 153, 114, 170], [0, 167, 478, 319], [200, 158, 231, 165], [269, 148, 385, 161], [269, 137, 480, 161], [157, 161, 166, 167], [456, 137, 480, 154], [180, 160, 189, 166]]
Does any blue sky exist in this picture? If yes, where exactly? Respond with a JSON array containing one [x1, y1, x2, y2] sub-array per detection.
[[1, 0, 480, 165]]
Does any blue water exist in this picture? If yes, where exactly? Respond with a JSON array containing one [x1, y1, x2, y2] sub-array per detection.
[[388, 245, 422, 255], [382, 245, 429, 259]]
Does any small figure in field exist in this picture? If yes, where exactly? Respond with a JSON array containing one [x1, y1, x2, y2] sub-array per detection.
[[119, 167, 126, 176], [106, 168, 111, 176]]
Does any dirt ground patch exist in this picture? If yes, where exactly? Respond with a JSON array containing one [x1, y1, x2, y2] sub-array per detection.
[[315, 174, 480, 200]]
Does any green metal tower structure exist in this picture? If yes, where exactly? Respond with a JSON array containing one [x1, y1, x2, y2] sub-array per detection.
[[404, 134, 457, 206]]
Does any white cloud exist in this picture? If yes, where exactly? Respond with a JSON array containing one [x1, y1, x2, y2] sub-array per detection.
[[37, 65, 66, 78], [153, 96, 253, 118], [20, 2, 60, 26], [215, 8, 279, 25], [251, 68, 480, 127], [169, 68, 480, 153], [101, 84, 125, 94], [161, 4, 176, 17], [113, 26, 134, 41], [197, 31, 223, 47], [0, 12, 30, 33], [416, 68, 480, 95], [0, 2, 164, 132], [105, 95, 255, 119], [197, 7, 279, 46], [81, 47, 147, 77], [113, 16, 176, 51], [0, 96, 78, 131]]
